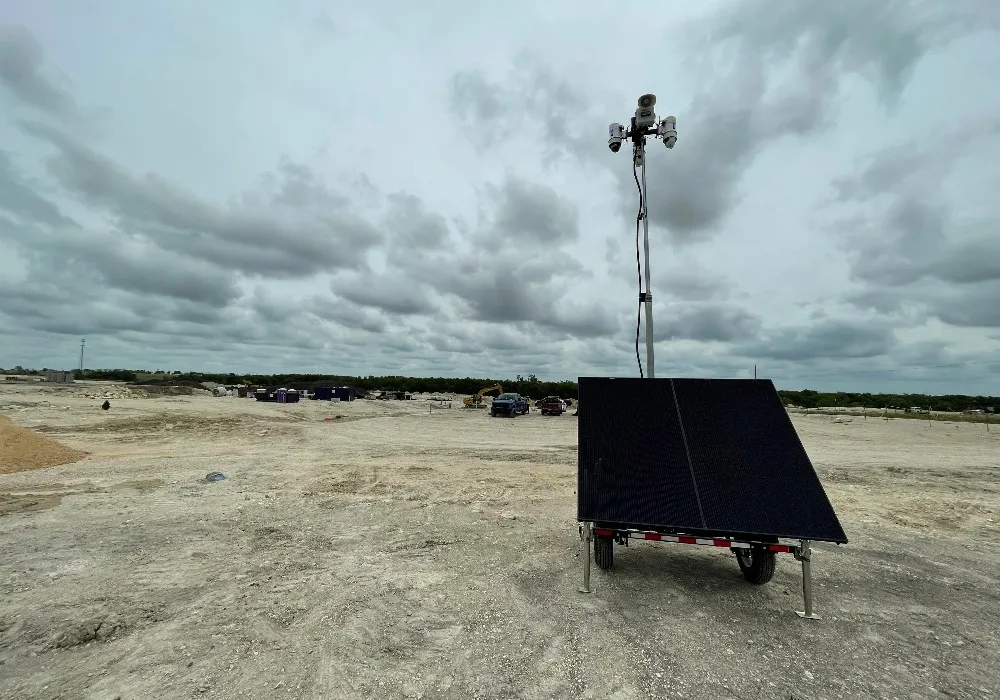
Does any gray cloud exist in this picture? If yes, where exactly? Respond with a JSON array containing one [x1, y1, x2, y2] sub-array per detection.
[[485, 175, 579, 248], [635, 0, 1000, 242], [832, 109, 1000, 330], [384, 193, 451, 252], [83, 244, 240, 307], [18, 120, 383, 278], [737, 319, 895, 362], [425, 332, 486, 355], [0, 151, 73, 226], [448, 52, 597, 161], [247, 289, 388, 335], [420, 323, 556, 356], [330, 272, 437, 316], [407, 245, 617, 338], [656, 263, 734, 302], [308, 296, 387, 335], [441, 257, 554, 323], [654, 303, 762, 343], [375, 172, 616, 339], [0, 154, 241, 307], [849, 279, 1000, 330], [0, 268, 232, 338], [451, 5, 999, 245], [832, 115, 1000, 204], [930, 283, 1000, 328], [0, 24, 79, 119]]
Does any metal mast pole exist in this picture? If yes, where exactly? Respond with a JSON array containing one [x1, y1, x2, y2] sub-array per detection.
[[79, 338, 85, 372], [639, 141, 655, 379], [608, 97, 673, 383]]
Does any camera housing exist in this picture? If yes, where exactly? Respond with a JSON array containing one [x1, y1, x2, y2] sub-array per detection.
[[635, 93, 657, 128], [608, 123, 625, 153], [659, 116, 677, 149]]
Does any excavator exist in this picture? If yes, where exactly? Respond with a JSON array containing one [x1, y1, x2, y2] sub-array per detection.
[[463, 384, 502, 408]]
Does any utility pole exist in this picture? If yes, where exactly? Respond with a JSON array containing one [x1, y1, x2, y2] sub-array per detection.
[[79, 338, 85, 372]]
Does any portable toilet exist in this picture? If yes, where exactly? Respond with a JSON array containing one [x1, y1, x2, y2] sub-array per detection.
[[331, 386, 354, 401]]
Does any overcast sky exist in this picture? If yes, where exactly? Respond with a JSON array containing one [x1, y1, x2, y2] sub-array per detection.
[[1, 1, 999, 394]]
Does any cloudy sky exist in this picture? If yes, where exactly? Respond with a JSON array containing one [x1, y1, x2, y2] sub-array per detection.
[[1, 1, 999, 394]]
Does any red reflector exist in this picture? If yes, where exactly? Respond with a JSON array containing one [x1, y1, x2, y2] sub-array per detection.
[[643, 533, 662, 541], [713, 540, 731, 547], [594, 529, 613, 537], [769, 545, 788, 552], [678, 536, 697, 544]]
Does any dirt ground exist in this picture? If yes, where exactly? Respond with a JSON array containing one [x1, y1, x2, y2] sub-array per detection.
[[1, 381, 998, 700], [0, 414, 88, 475]]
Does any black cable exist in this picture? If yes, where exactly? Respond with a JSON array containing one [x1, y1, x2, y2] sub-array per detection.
[[633, 157, 644, 378]]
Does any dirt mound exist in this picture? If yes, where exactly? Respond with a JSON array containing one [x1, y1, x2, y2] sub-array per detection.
[[0, 415, 87, 474]]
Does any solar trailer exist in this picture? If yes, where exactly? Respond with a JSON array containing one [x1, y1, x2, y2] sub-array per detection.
[[576, 377, 847, 618]]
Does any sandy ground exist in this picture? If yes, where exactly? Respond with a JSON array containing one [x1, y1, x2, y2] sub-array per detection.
[[1, 381, 998, 700], [0, 414, 88, 475]]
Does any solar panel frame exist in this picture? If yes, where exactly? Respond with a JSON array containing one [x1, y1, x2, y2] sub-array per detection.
[[577, 377, 848, 544]]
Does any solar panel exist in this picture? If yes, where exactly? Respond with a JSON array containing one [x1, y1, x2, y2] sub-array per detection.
[[577, 377, 847, 544]]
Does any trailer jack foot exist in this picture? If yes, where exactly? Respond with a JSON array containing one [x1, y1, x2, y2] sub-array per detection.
[[794, 539, 821, 620], [578, 522, 592, 594]]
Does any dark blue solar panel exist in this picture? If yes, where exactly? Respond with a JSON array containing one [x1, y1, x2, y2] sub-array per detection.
[[577, 377, 847, 544]]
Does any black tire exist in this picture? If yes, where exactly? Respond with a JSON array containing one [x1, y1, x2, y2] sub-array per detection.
[[735, 547, 776, 584], [594, 535, 614, 570], [491, 409, 497, 417]]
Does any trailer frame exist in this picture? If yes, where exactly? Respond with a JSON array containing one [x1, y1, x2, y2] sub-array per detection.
[[577, 521, 823, 619]]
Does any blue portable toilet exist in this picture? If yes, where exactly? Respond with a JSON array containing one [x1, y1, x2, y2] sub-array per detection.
[[331, 386, 355, 401]]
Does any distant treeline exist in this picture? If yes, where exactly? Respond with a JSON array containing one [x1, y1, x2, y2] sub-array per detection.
[[2, 368, 996, 412], [71, 369, 579, 400], [776, 389, 997, 413]]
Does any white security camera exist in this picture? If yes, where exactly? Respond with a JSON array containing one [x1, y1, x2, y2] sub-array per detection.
[[608, 123, 625, 153], [635, 93, 657, 129], [659, 116, 677, 149]]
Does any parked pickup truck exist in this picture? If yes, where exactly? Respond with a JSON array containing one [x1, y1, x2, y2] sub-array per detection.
[[491, 393, 529, 417], [538, 396, 566, 416]]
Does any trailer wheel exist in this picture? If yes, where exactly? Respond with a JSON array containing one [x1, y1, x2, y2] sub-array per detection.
[[735, 547, 775, 584], [594, 535, 614, 570]]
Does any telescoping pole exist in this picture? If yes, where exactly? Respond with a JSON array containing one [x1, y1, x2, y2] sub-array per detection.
[[639, 141, 655, 379]]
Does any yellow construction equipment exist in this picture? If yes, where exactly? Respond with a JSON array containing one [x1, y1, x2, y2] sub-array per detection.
[[464, 384, 502, 408]]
